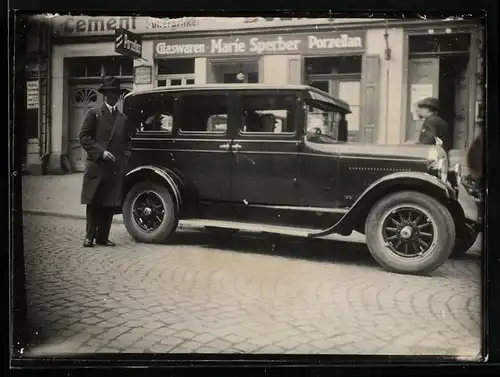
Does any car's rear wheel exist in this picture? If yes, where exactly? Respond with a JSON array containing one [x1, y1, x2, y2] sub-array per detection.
[[123, 181, 178, 244], [205, 226, 240, 237], [365, 191, 455, 275]]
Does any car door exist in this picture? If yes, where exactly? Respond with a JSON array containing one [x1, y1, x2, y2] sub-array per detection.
[[170, 90, 235, 202], [228, 90, 302, 206]]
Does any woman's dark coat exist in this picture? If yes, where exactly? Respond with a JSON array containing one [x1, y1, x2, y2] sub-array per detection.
[[79, 104, 132, 207]]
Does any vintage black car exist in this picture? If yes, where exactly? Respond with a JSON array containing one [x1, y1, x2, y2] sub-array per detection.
[[122, 84, 480, 275]]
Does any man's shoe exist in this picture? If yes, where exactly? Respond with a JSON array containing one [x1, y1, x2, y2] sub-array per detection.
[[95, 240, 116, 247], [83, 239, 94, 247]]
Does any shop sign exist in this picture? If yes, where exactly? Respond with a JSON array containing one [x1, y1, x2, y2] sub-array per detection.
[[49, 15, 381, 37], [154, 30, 365, 58], [134, 65, 152, 85], [115, 28, 142, 59], [26, 81, 39, 110]]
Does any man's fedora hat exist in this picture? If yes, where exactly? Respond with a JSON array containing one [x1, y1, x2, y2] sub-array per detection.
[[98, 76, 124, 93], [417, 97, 440, 112]]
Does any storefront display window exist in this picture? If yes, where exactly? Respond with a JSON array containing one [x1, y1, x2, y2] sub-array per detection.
[[156, 58, 195, 87], [68, 57, 133, 78]]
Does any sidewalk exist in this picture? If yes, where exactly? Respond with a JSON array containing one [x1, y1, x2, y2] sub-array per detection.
[[21, 173, 482, 251]]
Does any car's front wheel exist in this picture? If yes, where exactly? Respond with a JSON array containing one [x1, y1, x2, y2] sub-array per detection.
[[365, 191, 455, 275], [122, 181, 178, 244]]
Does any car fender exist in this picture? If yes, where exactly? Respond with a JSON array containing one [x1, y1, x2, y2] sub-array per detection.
[[308, 171, 459, 238], [124, 165, 186, 212]]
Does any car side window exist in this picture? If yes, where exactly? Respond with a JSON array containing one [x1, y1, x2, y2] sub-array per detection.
[[240, 94, 296, 135], [179, 94, 229, 134], [138, 94, 174, 134]]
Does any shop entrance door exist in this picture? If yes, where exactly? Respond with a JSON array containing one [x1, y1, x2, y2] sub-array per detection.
[[68, 84, 132, 172], [68, 85, 101, 172], [405, 58, 440, 142]]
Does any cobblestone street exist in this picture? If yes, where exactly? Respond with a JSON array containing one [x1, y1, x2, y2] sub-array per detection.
[[22, 212, 482, 357]]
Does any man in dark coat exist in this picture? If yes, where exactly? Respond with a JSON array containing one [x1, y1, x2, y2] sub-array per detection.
[[79, 76, 132, 247], [416, 97, 451, 153]]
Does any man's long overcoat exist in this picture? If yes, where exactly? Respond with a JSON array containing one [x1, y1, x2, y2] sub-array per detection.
[[79, 104, 131, 207]]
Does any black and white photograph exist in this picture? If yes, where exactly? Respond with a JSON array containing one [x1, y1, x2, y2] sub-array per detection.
[[14, 14, 485, 359]]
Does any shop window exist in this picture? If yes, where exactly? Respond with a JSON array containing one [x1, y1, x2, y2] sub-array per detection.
[[86, 57, 103, 77], [68, 56, 134, 78], [240, 94, 296, 134], [69, 59, 86, 78], [105, 57, 121, 77], [409, 34, 471, 54], [179, 94, 229, 134], [138, 94, 175, 133], [338, 81, 361, 140], [121, 59, 134, 76], [157, 58, 195, 75], [305, 56, 362, 75], [156, 76, 195, 87]]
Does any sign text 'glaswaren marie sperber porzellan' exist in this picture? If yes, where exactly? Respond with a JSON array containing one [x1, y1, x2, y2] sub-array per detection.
[[153, 30, 365, 58]]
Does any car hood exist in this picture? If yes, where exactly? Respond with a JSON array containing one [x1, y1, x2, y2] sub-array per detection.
[[336, 143, 432, 161], [305, 137, 431, 161]]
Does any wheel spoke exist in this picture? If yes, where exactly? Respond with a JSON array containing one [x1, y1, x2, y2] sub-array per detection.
[[398, 212, 405, 223], [416, 238, 429, 248], [382, 206, 435, 258], [394, 239, 402, 250], [390, 218, 402, 227]]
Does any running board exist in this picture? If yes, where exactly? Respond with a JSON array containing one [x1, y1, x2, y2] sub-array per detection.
[[180, 219, 319, 238]]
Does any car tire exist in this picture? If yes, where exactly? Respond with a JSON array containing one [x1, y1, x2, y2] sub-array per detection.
[[450, 229, 479, 259], [365, 191, 455, 275], [123, 181, 178, 244], [205, 226, 240, 237]]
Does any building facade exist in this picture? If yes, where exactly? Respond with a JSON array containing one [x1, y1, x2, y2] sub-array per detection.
[[23, 16, 484, 174]]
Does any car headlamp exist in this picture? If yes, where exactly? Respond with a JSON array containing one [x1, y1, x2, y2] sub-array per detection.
[[427, 146, 448, 182]]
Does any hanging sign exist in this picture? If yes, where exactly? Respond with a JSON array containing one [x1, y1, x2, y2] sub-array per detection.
[[26, 81, 39, 110], [134, 65, 152, 85], [115, 28, 143, 59], [410, 83, 434, 120], [154, 30, 365, 58]]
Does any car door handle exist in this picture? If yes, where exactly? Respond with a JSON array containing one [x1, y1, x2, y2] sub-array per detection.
[[219, 143, 230, 150], [232, 143, 242, 151]]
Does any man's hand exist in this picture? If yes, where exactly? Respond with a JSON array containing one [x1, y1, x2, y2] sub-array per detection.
[[102, 151, 117, 162]]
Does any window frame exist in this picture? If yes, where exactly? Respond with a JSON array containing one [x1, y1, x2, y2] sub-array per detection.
[[176, 91, 234, 137], [156, 74, 196, 87], [67, 56, 134, 80], [235, 91, 300, 140]]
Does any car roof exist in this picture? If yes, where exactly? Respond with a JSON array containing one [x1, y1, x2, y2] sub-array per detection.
[[124, 84, 350, 112]]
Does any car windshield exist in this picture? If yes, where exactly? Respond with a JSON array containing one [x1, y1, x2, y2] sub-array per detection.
[[305, 99, 344, 140]]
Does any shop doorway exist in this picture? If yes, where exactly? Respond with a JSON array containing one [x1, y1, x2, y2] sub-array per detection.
[[66, 56, 133, 172], [209, 60, 259, 84], [406, 33, 472, 150], [305, 56, 362, 141]]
